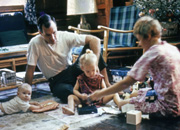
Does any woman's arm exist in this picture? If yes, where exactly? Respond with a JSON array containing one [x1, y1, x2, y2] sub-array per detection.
[[90, 76, 136, 101]]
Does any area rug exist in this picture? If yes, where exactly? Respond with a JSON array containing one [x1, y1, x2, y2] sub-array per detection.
[[44, 103, 120, 125], [44, 105, 100, 124], [0, 94, 121, 130], [0, 95, 64, 130]]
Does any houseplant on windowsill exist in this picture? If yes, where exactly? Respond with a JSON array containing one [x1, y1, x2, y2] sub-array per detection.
[[134, 0, 180, 37]]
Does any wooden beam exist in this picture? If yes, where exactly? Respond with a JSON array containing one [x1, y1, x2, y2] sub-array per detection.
[[0, 5, 24, 13]]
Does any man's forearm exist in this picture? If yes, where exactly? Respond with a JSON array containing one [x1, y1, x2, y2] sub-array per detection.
[[86, 35, 101, 60], [25, 74, 33, 85], [89, 37, 101, 59], [25, 65, 36, 85]]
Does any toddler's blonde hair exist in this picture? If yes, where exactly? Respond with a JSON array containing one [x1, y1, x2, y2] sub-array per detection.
[[133, 16, 162, 39], [79, 49, 97, 68]]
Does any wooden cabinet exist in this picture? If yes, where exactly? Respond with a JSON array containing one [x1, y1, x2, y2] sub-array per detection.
[[35, 0, 67, 30], [96, 0, 133, 27], [96, 0, 113, 27]]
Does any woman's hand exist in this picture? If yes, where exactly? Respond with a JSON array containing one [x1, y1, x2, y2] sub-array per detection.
[[89, 90, 102, 102]]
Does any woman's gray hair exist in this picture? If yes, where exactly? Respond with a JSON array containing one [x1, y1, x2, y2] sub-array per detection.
[[133, 16, 162, 39]]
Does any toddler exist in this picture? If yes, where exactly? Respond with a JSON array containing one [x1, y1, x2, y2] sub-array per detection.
[[62, 49, 121, 115]]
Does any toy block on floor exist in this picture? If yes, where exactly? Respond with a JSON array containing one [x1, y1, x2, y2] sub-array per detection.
[[126, 110, 142, 125], [121, 103, 135, 113]]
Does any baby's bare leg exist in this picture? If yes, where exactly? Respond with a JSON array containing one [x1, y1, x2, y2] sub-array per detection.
[[62, 95, 80, 115]]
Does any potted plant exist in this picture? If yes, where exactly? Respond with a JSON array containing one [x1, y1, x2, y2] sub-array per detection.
[[134, 0, 180, 37]]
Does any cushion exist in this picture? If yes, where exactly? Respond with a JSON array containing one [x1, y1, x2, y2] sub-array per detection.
[[0, 30, 28, 47], [72, 46, 84, 55], [108, 5, 140, 47], [0, 12, 26, 32]]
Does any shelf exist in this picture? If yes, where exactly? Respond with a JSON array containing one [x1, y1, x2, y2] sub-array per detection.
[[0, 82, 22, 91]]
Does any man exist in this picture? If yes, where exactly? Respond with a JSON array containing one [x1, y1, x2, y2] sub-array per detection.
[[25, 14, 110, 103]]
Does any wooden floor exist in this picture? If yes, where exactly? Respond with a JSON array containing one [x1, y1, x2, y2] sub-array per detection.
[[81, 114, 180, 130]]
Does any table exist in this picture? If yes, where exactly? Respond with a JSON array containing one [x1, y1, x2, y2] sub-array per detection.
[[0, 44, 28, 71]]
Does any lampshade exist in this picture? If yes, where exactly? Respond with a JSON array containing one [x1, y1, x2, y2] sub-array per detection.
[[67, 0, 98, 15]]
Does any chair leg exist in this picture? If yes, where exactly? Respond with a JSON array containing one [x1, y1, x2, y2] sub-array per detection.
[[72, 54, 79, 63], [103, 51, 108, 63], [12, 59, 16, 72]]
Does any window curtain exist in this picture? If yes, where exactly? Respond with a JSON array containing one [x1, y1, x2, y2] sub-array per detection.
[[24, 0, 37, 25]]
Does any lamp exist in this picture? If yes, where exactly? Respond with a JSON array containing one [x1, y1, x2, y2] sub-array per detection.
[[67, 0, 98, 30]]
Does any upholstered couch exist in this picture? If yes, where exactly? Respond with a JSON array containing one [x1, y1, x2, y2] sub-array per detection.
[[0, 11, 28, 71], [0, 12, 28, 47]]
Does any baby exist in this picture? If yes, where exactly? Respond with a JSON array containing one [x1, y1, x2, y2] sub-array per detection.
[[0, 83, 42, 115]]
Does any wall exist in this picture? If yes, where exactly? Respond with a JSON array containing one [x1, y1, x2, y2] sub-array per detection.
[[35, 0, 101, 32], [0, 0, 26, 6]]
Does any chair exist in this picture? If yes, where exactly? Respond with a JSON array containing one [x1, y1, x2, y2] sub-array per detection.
[[68, 26, 104, 63], [98, 5, 142, 63], [69, 5, 143, 63]]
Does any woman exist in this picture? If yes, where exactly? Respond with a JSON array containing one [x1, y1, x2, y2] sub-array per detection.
[[90, 16, 180, 117]]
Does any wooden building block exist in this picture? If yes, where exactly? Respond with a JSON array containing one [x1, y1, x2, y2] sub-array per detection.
[[126, 110, 142, 125], [121, 103, 135, 113]]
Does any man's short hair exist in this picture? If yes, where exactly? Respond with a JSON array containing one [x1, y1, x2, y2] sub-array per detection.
[[37, 14, 56, 33]]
